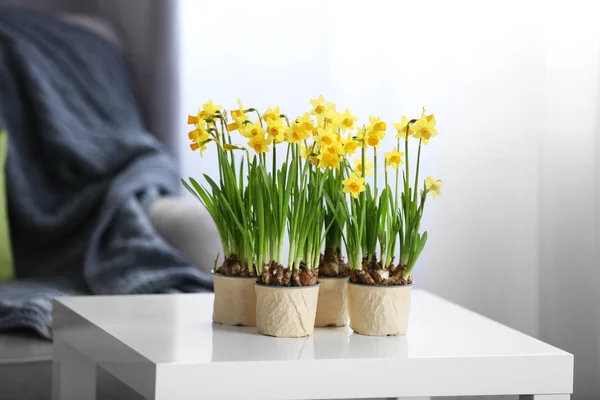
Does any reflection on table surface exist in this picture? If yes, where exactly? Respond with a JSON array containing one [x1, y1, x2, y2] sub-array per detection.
[[211, 323, 408, 362]]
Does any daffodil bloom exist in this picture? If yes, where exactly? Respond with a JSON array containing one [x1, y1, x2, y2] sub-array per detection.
[[337, 108, 358, 132], [342, 175, 366, 199], [353, 158, 374, 177], [230, 99, 248, 122], [412, 109, 438, 144], [315, 127, 339, 147], [310, 95, 336, 120], [297, 113, 315, 132], [365, 129, 385, 148], [425, 176, 443, 199], [368, 116, 387, 132], [288, 121, 311, 145], [188, 128, 210, 142], [189, 142, 207, 154], [263, 105, 281, 122], [318, 151, 340, 169], [394, 116, 414, 139], [322, 142, 345, 157], [266, 118, 289, 143], [202, 100, 222, 117], [240, 121, 266, 139], [188, 115, 198, 125], [342, 135, 360, 155], [248, 136, 270, 154], [384, 148, 404, 169]]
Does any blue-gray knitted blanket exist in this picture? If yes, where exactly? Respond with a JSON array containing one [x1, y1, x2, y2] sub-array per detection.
[[0, 8, 213, 339]]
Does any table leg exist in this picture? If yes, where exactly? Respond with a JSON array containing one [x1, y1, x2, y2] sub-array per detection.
[[53, 337, 97, 400], [520, 395, 570, 400]]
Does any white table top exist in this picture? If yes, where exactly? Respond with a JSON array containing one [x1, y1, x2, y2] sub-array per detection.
[[53, 289, 573, 399]]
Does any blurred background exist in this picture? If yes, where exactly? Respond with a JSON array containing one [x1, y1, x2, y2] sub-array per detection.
[[6, 0, 600, 398]]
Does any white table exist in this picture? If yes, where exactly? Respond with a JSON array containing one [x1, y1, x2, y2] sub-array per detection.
[[52, 290, 573, 400]]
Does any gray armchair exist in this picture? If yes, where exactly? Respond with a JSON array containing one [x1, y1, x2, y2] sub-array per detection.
[[0, 11, 219, 400]]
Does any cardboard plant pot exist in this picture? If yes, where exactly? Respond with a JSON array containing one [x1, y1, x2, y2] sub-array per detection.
[[254, 282, 320, 338], [212, 273, 256, 327], [315, 276, 348, 327], [347, 282, 412, 336]]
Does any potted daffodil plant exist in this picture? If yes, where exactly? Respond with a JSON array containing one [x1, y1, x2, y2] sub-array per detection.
[[183, 96, 441, 338]]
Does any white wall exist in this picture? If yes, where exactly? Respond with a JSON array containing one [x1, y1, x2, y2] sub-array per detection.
[[179, 1, 598, 398]]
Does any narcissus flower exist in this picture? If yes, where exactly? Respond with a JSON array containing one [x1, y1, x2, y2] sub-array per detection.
[[353, 158, 373, 177], [188, 128, 210, 142], [310, 95, 336, 120], [249, 136, 271, 154], [266, 118, 289, 143], [202, 100, 222, 117], [412, 109, 438, 144], [338, 108, 358, 132], [342, 175, 366, 199], [384, 149, 405, 169], [425, 176, 443, 199], [368, 116, 387, 132], [288, 121, 311, 145], [318, 151, 340, 169], [342, 135, 360, 155], [297, 113, 315, 132], [263, 106, 281, 122], [240, 121, 266, 139], [189, 142, 207, 154], [315, 127, 339, 147], [394, 116, 414, 139], [364, 129, 385, 148]]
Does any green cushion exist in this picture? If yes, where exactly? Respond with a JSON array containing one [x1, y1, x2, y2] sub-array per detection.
[[0, 130, 14, 281]]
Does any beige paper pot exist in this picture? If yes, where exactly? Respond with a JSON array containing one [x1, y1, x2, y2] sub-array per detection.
[[347, 282, 412, 336], [212, 273, 256, 326], [315, 276, 348, 327], [254, 282, 320, 338]]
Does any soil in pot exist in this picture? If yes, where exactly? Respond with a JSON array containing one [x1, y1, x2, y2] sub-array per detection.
[[212, 254, 257, 327]]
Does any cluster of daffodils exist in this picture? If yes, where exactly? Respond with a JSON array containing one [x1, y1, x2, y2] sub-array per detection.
[[183, 96, 442, 286]]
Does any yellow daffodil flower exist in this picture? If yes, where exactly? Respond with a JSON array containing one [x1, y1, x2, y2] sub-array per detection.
[[240, 121, 266, 139], [384, 148, 405, 169], [189, 142, 207, 154], [368, 116, 387, 132], [315, 127, 339, 147], [365, 129, 385, 148], [318, 151, 340, 169], [342, 135, 360, 155], [249, 136, 270, 154], [353, 158, 374, 177], [263, 105, 281, 122], [266, 118, 289, 143], [394, 116, 414, 139], [337, 108, 358, 132], [297, 113, 315, 132], [412, 108, 438, 144], [342, 175, 366, 199], [188, 128, 210, 142], [425, 176, 443, 199], [288, 121, 311, 145], [202, 100, 222, 117], [310, 95, 336, 120]]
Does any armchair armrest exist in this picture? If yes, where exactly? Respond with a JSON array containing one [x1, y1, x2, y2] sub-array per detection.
[[149, 197, 222, 275]]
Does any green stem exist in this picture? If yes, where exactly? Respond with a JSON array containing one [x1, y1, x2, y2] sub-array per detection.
[[413, 139, 422, 205], [373, 147, 378, 196]]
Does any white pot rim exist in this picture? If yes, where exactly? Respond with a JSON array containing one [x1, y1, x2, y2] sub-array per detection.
[[348, 281, 414, 288], [212, 271, 256, 279], [253, 281, 321, 289]]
